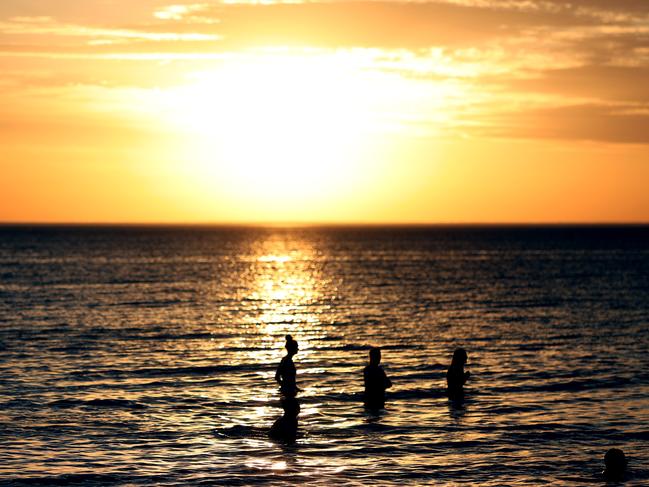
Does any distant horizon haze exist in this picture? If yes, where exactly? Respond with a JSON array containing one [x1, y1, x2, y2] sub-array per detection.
[[2, 220, 649, 227]]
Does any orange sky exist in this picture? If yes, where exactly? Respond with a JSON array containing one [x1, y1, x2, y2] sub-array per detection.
[[2, 0, 649, 223]]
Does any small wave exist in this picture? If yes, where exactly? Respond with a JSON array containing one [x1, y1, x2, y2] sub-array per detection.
[[480, 403, 545, 415], [48, 344, 88, 353], [396, 370, 446, 381], [111, 299, 192, 308], [326, 343, 424, 352], [0, 398, 40, 410], [301, 387, 449, 406], [133, 331, 233, 341], [627, 431, 649, 441], [138, 377, 222, 390], [70, 362, 270, 380], [532, 376, 632, 393], [312, 391, 363, 403], [390, 387, 448, 400], [62, 326, 234, 342], [317, 335, 346, 342], [408, 362, 447, 370], [335, 344, 373, 351], [480, 299, 562, 310], [0, 473, 128, 486], [488, 376, 634, 395], [325, 422, 434, 437], [215, 424, 268, 439], [49, 398, 146, 409], [106, 278, 159, 285]]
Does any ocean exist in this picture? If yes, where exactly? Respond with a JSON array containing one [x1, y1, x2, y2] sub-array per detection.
[[1, 225, 648, 485]]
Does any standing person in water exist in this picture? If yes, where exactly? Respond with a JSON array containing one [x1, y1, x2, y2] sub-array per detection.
[[447, 347, 470, 400], [275, 335, 299, 397], [363, 347, 392, 409]]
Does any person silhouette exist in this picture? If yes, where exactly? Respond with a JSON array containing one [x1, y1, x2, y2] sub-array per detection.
[[268, 397, 300, 444], [602, 448, 627, 481], [275, 334, 299, 397], [447, 348, 470, 400], [363, 347, 392, 409]]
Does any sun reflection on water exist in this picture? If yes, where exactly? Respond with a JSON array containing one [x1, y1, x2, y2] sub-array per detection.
[[246, 235, 326, 352]]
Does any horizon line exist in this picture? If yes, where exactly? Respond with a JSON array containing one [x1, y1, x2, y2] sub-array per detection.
[[1, 221, 649, 228]]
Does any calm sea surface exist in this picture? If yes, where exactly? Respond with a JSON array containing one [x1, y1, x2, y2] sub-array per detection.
[[1, 226, 648, 486]]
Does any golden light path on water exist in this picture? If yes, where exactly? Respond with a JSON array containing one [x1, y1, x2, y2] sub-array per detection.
[[227, 232, 455, 477], [161, 230, 484, 481], [228, 233, 334, 475]]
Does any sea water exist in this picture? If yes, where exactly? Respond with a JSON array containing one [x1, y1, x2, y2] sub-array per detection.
[[1, 225, 648, 485]]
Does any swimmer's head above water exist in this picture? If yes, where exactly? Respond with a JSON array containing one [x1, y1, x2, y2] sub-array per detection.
[[285, 334, 298, 356], [369, 346, 382, 366], [452, 348, 468, 366], [603, 448, 627, 480]]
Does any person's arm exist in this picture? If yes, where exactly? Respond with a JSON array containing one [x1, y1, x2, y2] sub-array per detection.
[[448, 366, 461, 388], [383, 368, 392, 389], [275, 359, 284, 385]]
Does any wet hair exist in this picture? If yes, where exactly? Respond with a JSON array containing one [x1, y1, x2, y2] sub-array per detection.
[[452, 348, 468, 365], [285, 334, 298, 354], [604, 448, 627, 476]]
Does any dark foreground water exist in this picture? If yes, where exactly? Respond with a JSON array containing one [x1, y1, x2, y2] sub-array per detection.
[[1, 225, 648, 486]]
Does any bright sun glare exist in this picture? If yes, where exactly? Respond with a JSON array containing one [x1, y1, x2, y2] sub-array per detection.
[[148, 51, 411, 205], [134, 50, 465, 218]]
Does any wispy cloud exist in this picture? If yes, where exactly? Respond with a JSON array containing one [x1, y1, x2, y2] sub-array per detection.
[[0, 15, 220, 41], [2, 0, 649, 144]]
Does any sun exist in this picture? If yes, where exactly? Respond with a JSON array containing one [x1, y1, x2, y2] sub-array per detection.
[[134, 49, 463, 220], [149, 51, 398, 206], [142, 50, 416, 213]]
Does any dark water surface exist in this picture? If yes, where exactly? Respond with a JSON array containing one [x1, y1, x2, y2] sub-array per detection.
[[1, 225, 648, 485]]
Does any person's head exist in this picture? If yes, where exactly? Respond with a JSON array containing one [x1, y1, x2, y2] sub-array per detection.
[[452, 348, 468, 366], [285, 334, 298, 356], [282, 398, 300, 418], [369, 347, 381, 366], [604, 448, 626, 479]]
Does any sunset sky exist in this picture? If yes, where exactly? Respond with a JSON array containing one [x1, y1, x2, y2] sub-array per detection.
[[2, 0, 649, 223]]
